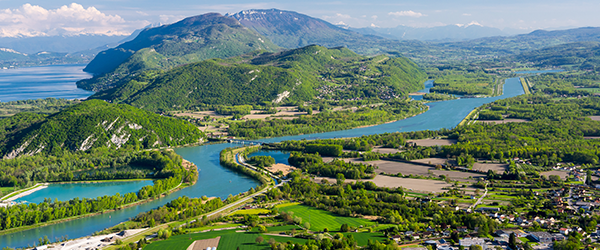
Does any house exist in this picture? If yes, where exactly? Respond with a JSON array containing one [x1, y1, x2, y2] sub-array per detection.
[[423, 240, 438, 249], [529, 232, 553, 243], [477, 207, 501, 212], [513, 230, 528, 238], [560, 228, 570, 235], [457, 226, 468, 233], [391, 235, 403, 242], [494, 230, 511, 238], [460, 238, 487, 250]]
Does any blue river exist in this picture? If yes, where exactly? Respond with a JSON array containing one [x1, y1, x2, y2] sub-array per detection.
[[0, 70, 557, 249]]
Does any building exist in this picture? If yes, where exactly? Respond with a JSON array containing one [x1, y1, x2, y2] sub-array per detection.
[[529, 232, 553, 243], [460, 238, 487, 250]]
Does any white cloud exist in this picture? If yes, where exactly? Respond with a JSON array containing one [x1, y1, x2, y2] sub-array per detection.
[[462, 13, 472, 16], [371, 15, 378, 20], [0, 3, 145, 37], [388, 11, 425, 18]]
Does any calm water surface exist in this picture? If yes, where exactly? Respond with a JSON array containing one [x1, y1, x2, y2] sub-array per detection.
[[0, 73, 553, 248], [0, 65, 93, 102], [247, 150, 291, 165], [14, 181, 153, 204]]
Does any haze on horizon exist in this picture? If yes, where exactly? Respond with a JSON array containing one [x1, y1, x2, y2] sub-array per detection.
[[0, 0, 598, 37]]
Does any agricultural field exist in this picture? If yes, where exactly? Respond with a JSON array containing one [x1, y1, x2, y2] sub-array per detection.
[[231, 208, 271, 215], [349, 158, 485, 182], [471, 162, 508, 173], [477, 118, 530, 124], [143, 228, 308, 250], [540, 170, 569, 179], [276, 203, 375, 231]]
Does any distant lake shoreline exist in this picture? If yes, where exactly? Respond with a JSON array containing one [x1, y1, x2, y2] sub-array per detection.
[[0, 64, 93, 102]]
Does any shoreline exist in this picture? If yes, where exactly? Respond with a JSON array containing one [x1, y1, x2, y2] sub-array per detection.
[[0, 183, 48, 203], [0, 179, 192, 236]]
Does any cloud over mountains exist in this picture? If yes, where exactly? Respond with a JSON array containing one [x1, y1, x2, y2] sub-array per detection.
[[0, 3, 146, 37]]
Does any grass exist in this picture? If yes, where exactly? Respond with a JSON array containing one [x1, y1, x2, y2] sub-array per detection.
[[143, 229, 308, 250], [519, 237, 532, 243], [343, 232, 388, 246], [580, 88, 600, 93], [186, 223, 244, 233], [231, 208, 271, 215], [520, 78, 531, 95], [276, 204, 375, 232]]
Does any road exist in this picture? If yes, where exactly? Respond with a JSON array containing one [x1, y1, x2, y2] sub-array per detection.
[[469, 182, 488, 211]]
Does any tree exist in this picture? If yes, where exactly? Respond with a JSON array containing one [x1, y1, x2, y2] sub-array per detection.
[[303, 222, 311, 231], [258, 225, 268, 233], [469, 245, 483, 250], [340, 223, 350, 232], [255, 236, 264, 244], [509, 232, 517, 250], [336, 173, 346, 185]]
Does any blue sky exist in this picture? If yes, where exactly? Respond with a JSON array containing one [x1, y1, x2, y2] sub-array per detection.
[[0, 0, 598, 37]]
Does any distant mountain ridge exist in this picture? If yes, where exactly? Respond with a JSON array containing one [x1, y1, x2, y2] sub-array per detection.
[[350, 24, 511, 42], [227, 9, 429, 56], [79, 13, 279, 92], [443, 27, 600, 55]]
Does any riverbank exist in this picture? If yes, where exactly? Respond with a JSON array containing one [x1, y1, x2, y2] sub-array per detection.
[[0, 183, 48, 203], [0, 178, 191, 237]]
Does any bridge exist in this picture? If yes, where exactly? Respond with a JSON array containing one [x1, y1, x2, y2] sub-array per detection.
[[226, 139, 267, 146]]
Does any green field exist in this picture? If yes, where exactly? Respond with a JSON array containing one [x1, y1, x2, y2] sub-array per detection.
[[143, 229, 307, 250], [231, 208, 271, 215], [276, 204, 375, 231], [580, 88, 600, 93]]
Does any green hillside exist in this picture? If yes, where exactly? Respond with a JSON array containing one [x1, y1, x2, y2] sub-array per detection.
[[0, 100, 204, 158], [92, 45, 427, 112], [77, 13, 280, 92], [513, 41, 600, 70]]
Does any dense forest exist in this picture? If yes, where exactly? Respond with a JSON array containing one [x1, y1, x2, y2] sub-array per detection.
[[0, 98, 79, 118], [92, 45, 427, 112], [0, 100, 204, 158]]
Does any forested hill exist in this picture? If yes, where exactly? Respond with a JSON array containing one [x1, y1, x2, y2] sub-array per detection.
[[77, 13, 279, 92], [91, 45, 427, 112], [513, 41, 600, 70], [0, 100, 203, 159]]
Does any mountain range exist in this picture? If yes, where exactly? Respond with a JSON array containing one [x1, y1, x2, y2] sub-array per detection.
[[78, 13, 279, 92], [350, 23, 512, 42]]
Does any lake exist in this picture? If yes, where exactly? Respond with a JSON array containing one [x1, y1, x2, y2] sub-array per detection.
[[0, 64, 93, 102]]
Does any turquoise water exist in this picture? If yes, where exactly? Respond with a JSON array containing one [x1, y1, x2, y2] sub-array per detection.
[[13, 181, 153, 204], [0, 65, 93, 102], [248, 150, 291, 165], [0, 73, 545, 249], [0, 143, 260, 248]]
